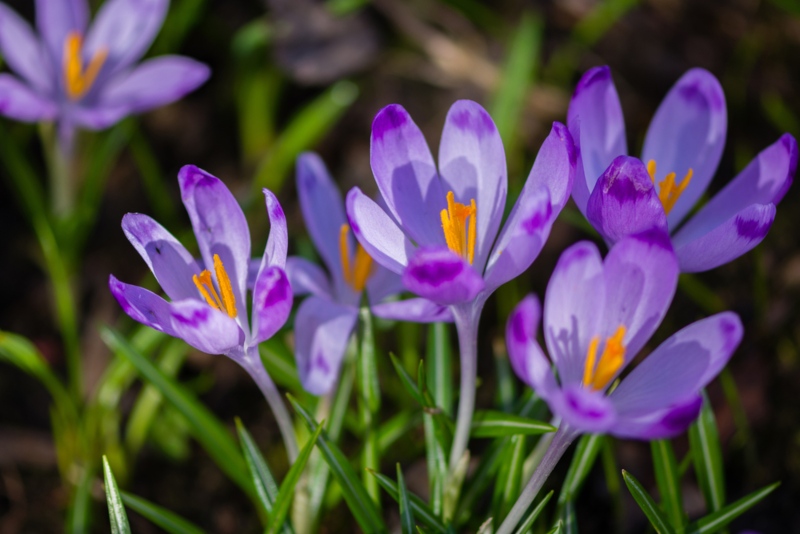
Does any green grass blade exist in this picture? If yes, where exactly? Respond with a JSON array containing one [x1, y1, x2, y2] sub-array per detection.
[[689, 392, 725, 513], [357, 307, 381, 505], [427, 322, 453, 414], [513, 490, 554, 534], [471, 410, 556, 438], [390, 353, 427, 406], [103, 456, 131, 534], [685, 482, 779, 534], [557, 434, 603, 506], [493, 434, 526, 523], [120, 491, 204, 534], [235, 420, 280, 516], [622, 470, 675, 534], [369, 470, 448, 533], [397, 464, 416, 534], [651, 439, 685, 529]]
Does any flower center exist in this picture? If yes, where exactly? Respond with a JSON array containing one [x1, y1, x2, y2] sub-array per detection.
[[646, 160, 693, 215], [440, 190, 477, 264], [582, 325, 627, 391], [192, 254, 238, 318], [339, 224, 373, 292], [63, 32, 108, 100]]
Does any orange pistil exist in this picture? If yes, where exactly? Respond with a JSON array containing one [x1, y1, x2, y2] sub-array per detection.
[[582, 325, 627, 391], [192, 254, 238, 318], [440, 191, 477, 264], [339, 224, 373, 292], [63, 32, 108, 100], [647, 160, 693, 215]]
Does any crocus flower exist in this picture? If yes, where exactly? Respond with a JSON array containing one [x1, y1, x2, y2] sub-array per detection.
[[108, 165, 297, 460], [496, 231, 742, 534], [288, 152, 450, 395], [346, 100, 576, 467], [568, 66, 797, 272], [0, 0, 209, 145]]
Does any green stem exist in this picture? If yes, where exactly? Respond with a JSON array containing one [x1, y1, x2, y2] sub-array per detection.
[[449, 305, 480, 471]]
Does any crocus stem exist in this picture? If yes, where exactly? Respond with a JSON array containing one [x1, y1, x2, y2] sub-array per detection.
[[495, 424, 579, 534], [241, 350, 299, 462], [449, 306, 479, 471], [50, 122, 76, 218]]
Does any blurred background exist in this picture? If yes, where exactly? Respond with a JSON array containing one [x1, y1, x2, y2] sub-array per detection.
[[1, 0, 800, 531]]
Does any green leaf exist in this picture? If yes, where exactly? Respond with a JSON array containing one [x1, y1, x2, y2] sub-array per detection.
[[288, 395, 386, 533], [235, 420, 280, 516], [471, 411, 556, 438], [493, 434, 527, 523], [369, 470, 448, 533], [260, 338, 302, 392], [545, 519, 564, 534], [557, 434, 604, 506], [455, 437, 508, 525], [622, 470, 675, 534], [689, 392, 725, 513], [120, 491, 204, 534], [427, 323, 453, 414], [103, 456, 131, 534], [397, 464, 416, 534], [358, 306, 381, 414], [513, 490, 554, 534], [651, 439, 685, 529], [390, 353, 427, 406], [443, 450, 470, 523], [685, 482, 779, 534], [560, 499, 577, 534], [267, 424, 323, 534]]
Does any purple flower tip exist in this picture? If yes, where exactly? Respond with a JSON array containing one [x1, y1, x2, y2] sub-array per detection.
[[372, 104, 408, 140], [573, 65, 611, 98], [661, 396, 703, 435], [735, 215, 772, 241], [450, 100, 496, 137], [600, 156, 653, 201], [552, 122, 577, 167], [679, 68, 725, 112]]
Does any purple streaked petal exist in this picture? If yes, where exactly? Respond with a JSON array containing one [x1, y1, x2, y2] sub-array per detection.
[[0, 74, 57, 122], [296, 152, 347, 280], [371, 298, 453, 323], [121, 213, 198, 301], [673, 203, 776, 273], [370, 104, 446, 247], [261, 188, 288, 269], [365, 263, 405, 304], [35, 0, 89, 67], [611, 395, 703, 440], [543, 241, 604, 387], [401, 247, 485, 305], [506, 295, 558, 399], [0, 5, 51, 92], [108, 274, 178, 337], [567, 66, 627, 215], [84, 0, 168, 76], [438, 100, 507, 270], [251, 266, 293, 344], [285, 256, 332, 298], [642, 68, 727, 228], [346, 187, 416, 274], [178, 165, 250, 320], [554, 384, 617, 434], [170, 298, 244, 355], [294, 297, 358, 395], [611, 312, 742, 416], [100, 55, 210, 114], [586, 156, 668, 245]]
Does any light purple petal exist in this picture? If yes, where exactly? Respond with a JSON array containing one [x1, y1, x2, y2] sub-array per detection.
[[0, 5, 51, 92], [170, 298, 244, 355], [611, 312, 742, 416], [611, 395, 703, 440], [401, 247, 485, 305], [121, 213, 198, 301], [365, 263, 405, 304], [250, 266, 293, 344], [522, 122, 577, 213], [553, 384, 617, 434], [100, 55, 210, 114], [506, 295, 558, 400], [371, 298, 453, 323], [35, 0, 89, 66], [642, 68, 727, 228], [438, 100, 507, 270], [673, 203, 776, 273], [543, 241, 605, 387], [370, 104, 446, 247], [567, 66, 627, 215], [260, 188, 288, 269], [109, 274, 178, 337], [586, 156, 668, 245], [178, 165, 250, 324], [69, 104, 129, 130], [285, 256, 332, 298], [346, 187, 416, 274], [83, 0, 168, 75], [0, 74, 57, 122], [294, 297, 358, 395]]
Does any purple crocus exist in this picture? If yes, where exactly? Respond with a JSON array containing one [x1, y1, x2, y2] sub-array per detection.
[[288, 152, 450, 396], [568, 66, 797, 272], [0, 0, 209, 144], [495, 230, 742, 534], [346, 100, 576, 467], [108, 165, 297, 460]]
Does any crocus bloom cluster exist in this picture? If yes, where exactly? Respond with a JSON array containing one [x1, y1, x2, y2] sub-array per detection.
[[346, 100, 576, 466], [568, 66, 797, 272], [506, 230, 743, 438], [288, 152, 450, 395], [109, 166, 297, 459], [0, 0, 209, 140]]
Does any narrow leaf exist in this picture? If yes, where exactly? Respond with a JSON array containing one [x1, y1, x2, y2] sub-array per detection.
[[651, 439, 685, 529], [120, 491, 204, 534], [622, 470, 675, 534], [369, 470, 448, 533], [443, 451, 470, 523], [513, 490, 554, 534], [471, 411, 556, 438], [427, 322, 453, 414], [686, 483, 779, 534], [557, 434, 604, 506], [390, 353, 426, 406], [103, 456, 131, 534], [397, 464, 415, 534], [235, 419, 280, 515], [689, 392, 725, 513], [493, 435, 527, 523]]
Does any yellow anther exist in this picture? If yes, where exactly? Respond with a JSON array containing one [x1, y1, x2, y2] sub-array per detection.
[[339, 224, 373, 292], [63, 31, 108, 100], [440, 191, 477, 264], [192, 254, 238, 318], [647, 160, 693, 215], [582, 325, 627, 391]]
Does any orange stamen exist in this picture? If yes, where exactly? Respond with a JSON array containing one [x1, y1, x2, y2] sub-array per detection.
[[63, 32, 108, 100], [440, 191, 477, 264], [339, 223, 373, 292], [647, 160, 693, 215], [192, 254, 238, 318], [582, 325, 627, 391]]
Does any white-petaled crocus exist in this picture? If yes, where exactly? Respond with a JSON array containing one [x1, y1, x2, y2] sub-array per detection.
[[495, 230, 742, 534], [108, 165, 297, 460], [346, 100, 576, 468], [0, 0, 209, 145], [288, 152, 451, 396], [568, 65, 797, 272]]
